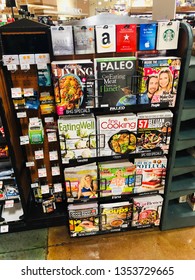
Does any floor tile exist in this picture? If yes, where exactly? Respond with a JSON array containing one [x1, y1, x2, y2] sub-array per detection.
[[47, 226, 195, 260], [0, 228, 48, 253], [0, 248, 46, 260]]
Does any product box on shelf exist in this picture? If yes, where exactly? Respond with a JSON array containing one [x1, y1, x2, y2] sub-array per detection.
[[137, 56, 181, 107], [94, 56, 137, 107], [100, 201, 133, 232], [134, 157, 167, 194], [64, 163, 98, 202], [136, 110, 173, 155], [58, 114, 96, 164], [132, 195, 163, 227], [51, 60, 95, 115], [68, 203, 99, 237], [96, 113, 137, 157], [98, 160, 136, 197]]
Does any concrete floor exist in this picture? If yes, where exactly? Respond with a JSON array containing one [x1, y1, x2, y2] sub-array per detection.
[[0, 225, 195, 260]]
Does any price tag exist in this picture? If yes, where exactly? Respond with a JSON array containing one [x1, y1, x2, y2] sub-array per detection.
[[17, 111, 27, 118], [47, 132, 57, 142], [0, 225, 9, 233], [49, 151, 58, 161], [20, 135, 29, 145], [7, 64, 17, 71], [31, 182, 39, 189], [11, 87, 22, 98], [20, 64, 30, 71], [29, 117, 39, 123], [45, 117, 54, 123], [51, 166, 60, 176], [41, 184, 49, 194], [37, 63, 47, 70], [38, 168, 47, 178], [34, 149, 44, 160], [26, 161, 35, 167], [53, 183, 63, 193], [5, 200, 14, 208]]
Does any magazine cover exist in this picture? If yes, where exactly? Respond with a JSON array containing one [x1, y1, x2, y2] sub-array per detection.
[[73, 25, 95, 54], [116, 24, 137, 53], [64, 163, 98, 202], [58, 114, 96, 163], [100, 201, 132, 232], [132, 195, 163, 227], [96, 113, 137, 157], [51, 26, 74, 56], [51, 59, 95, 114], [138, 23, 157, 51], [138, 56, 181, 107], [94, 56, 137, 107], [95, 24, 116, 53], [136, 110, 173, 155], [134, 157, 167, 194], [156, 21, 180, 50], [68, 203, 99, 237], [99, 160, 136, 197]]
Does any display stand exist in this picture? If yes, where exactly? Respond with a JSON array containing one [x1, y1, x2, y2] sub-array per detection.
[[0, 16, 194, 234]]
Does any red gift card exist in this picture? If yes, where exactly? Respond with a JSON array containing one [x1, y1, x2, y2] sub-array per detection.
[[116, 24, 137, 53]]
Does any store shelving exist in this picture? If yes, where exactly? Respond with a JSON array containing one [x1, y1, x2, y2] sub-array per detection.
[[161, 45, 195, 230], [0, 98, 28, 232]]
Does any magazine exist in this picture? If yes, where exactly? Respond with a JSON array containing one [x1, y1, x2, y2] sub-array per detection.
[[96, 113, 137, 157], [51, 59, 95, 114], [134, 157, 167, 194], [99, 160, 136, 197], [100, 201, 132, 231], [64, 163, 98, 202], [138, 56, 181, 107], [136, 110, 173, 155], [94, 56, 137, 107], [58, 114, 96, 163]]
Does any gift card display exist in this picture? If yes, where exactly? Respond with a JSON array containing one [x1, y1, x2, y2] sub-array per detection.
[[116, 24, 137, 52], [74, 25, 95, 54], [35, 53, 50, 64], [156, 21, 180, 50], [51, 26, 74, 55], [19, 54, 35, 65], [139, 23, 157, 51], [2, 55, 19, 65], [96, 25, 116, 53]]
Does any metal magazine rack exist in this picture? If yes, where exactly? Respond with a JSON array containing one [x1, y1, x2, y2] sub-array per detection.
[[0, 15, 194, 234]]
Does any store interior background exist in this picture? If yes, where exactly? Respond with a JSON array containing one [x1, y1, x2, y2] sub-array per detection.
[[0, 0, 195, 23]]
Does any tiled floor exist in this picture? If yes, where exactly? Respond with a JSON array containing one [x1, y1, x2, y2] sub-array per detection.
[[0, 225, 195, 260]]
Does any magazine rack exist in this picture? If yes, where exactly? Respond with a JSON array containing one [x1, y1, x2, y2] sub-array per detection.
[[0, 15, 194, 234]]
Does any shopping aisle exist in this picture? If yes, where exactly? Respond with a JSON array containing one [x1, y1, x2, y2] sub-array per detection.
[[0, 226, 195, 260]]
